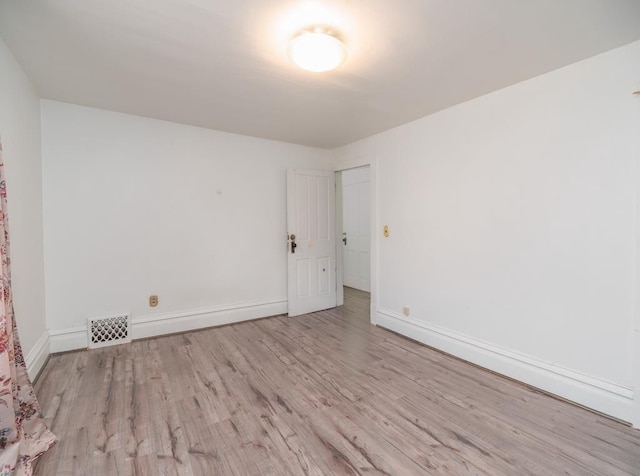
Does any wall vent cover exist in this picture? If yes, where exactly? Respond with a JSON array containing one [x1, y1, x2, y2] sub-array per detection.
[[87, 313, 131, 349]]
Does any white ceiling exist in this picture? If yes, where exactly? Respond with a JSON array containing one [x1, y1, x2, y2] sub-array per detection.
[[1, 1, 640, 149]]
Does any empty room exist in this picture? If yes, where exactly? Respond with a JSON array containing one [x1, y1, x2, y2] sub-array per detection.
[[1, 1, 640, 474]]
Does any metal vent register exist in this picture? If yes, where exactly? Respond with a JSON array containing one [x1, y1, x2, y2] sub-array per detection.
[[87, 314, 132, 348]]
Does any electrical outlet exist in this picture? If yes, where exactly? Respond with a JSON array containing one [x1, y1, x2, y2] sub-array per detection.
[[403, 306, 410, 317], [149, 295, 158, 307]]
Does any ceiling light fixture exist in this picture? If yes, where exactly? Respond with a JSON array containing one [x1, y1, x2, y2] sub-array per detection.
[[288, 27, 347, 72]]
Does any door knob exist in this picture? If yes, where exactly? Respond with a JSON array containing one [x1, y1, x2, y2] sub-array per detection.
[[290, 234, 297, 254], [342, 236, 347, 245]]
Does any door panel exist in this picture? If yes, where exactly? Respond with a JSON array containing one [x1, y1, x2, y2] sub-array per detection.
[[296, 259, 310, 297], [287, 169, 337, 316]]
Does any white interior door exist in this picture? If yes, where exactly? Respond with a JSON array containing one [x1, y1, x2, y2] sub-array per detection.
[[287, 169, 337, 317], [342, 167, 370, 292]]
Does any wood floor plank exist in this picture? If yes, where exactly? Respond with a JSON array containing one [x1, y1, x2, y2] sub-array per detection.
[[33, 287, 640, 475]]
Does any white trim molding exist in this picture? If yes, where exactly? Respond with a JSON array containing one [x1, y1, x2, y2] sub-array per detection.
[[24, 331, 50, 380], [132, 299, 286, 340], [49, 299, 287, 353], [633, 329, 640, 428], [48, 325, 90, 353], [375, 308, 634, 423], [630, 89, 640, 429], [334, 154, 379, 325]]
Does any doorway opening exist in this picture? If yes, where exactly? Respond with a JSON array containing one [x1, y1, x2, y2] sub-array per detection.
[[337, 166, 371, 309]]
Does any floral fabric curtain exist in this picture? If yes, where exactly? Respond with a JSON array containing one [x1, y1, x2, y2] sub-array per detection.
[[0, 140, 57, 475]]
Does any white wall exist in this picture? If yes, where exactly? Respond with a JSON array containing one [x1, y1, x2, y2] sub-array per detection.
[[334, 40, 640, 423], [0, 38, 49, 377], [41, 101, 331, 350]]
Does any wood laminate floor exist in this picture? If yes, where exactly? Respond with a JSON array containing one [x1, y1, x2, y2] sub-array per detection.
[[34, 288, 640, 475]]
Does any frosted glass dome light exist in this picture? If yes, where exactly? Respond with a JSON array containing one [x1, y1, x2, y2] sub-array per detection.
[[288, 29, 346, 72]]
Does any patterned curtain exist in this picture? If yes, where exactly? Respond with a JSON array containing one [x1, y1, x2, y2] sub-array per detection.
[[0, 140, 57, 475]]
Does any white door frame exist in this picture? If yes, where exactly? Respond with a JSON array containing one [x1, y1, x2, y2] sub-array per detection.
[[341, 167, 371, 292], [336, 171, 345, 306], [335, 156, 378, 324], [634, 94, 640, 429]]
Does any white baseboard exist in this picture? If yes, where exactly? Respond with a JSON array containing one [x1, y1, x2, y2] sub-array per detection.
[[375, 308, 634, 423], [632, 329, 640, 428], [132, 299, 286, 340], [49, 299, 287, 353], [24, 331, 50, 380], [49, 326, 86, 353]]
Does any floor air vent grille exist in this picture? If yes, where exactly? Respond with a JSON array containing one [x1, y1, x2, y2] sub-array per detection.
[[87, 314, 131, 348]]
